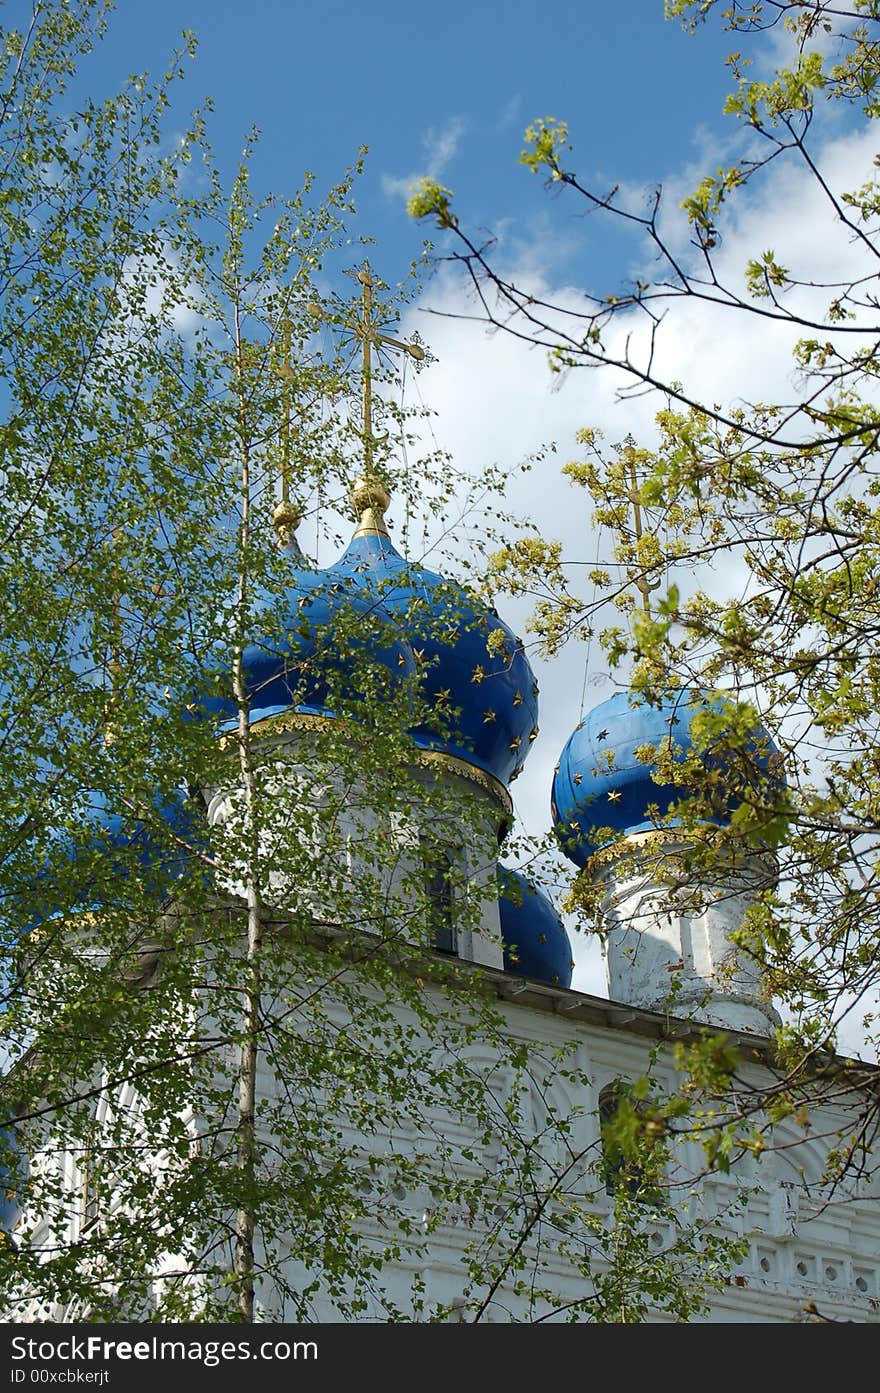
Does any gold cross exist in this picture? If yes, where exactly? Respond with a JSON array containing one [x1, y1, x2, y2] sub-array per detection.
[[271, 318, 304, 546], [310, 261, 431, 479], [620, 433, 662, 616]]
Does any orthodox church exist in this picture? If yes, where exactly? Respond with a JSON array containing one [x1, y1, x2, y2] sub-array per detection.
[[3, 284, 879, 1324]]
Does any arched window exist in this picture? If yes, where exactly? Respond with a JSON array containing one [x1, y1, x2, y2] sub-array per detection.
[[422, 842, 457, 955], [80, 1125, 102, 1230], [79, 1090, 112, 1232], [598, 1080, 664, 1203]]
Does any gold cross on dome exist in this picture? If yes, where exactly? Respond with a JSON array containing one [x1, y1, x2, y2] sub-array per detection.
[[309, 261, 433, 478], [272, 317, 301, 546], [619, 433, 662, 617]]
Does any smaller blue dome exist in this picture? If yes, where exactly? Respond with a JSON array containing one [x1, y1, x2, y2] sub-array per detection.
[[552, 689, 781, 867], [27, 788, 206, 924], [498, 866, 573, 988], [194, 561, 418, 731]]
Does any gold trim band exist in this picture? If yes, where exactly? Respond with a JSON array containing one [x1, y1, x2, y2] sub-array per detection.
[[585, 824, 765, 873], [415, 748, 512, 814], [226, 709, 513, 813]]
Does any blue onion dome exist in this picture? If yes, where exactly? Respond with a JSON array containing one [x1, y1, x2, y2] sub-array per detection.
[[552, 688, 782, 868], [194, 503, 418, 731], [324, 479, 540, 788], [0, 1126, 26, 1238], [497, 865, 573, 988]]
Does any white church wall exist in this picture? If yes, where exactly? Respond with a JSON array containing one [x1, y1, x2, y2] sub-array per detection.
[[9, 960, 880, 1323]]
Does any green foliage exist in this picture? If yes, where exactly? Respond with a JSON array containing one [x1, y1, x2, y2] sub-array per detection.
[[487, 535, 586, 656], [406, 177, 457, 228], [519, 117, 572, 179], [744, 250, 790, 299]]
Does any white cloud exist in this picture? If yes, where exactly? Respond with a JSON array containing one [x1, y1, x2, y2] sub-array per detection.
[[498, 93, 523, 131], [381, 116, 466, 203], [760, 5, 852, 75]]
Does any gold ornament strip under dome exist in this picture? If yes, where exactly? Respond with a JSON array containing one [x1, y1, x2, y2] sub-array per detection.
[[584, 823, 749, 872], [227, 709, 513, 814]]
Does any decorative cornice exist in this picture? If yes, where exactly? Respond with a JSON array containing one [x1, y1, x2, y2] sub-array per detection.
[[585, 828, 682, 873], [416, 748, 512, 815], [252, 709, 337, 739], [221, 709, 513, 813], [586, 825, 775, 876]]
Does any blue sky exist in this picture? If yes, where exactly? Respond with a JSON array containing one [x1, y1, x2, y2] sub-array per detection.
[[67, 0, 739, 292], [14, 2, 876, 1040]]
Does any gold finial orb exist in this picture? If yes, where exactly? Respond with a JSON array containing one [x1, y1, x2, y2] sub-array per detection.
[[351, 475, 390, 539], [351, 476, 390, 515], [272, 498, 301, 548]]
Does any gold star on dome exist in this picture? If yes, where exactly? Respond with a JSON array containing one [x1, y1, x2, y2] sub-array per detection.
[[412, 648, 426, 666], [436, 687, 452, 706], [482, 709, 496, 724], [512, 690, 523, 707], [607, 789, 622, 803], [509, 736, 522, 752], [573, 772, 582, 785], [471, 664, 485, 683], [528, 726, 539, 742]]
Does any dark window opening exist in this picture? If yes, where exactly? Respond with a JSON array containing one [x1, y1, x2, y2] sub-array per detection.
[[598, 1082, 664, 1204], [424, 846, 457, 955]]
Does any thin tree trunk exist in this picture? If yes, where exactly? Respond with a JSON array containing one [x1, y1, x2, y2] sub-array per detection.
[[230, 301, 263, 1323]]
